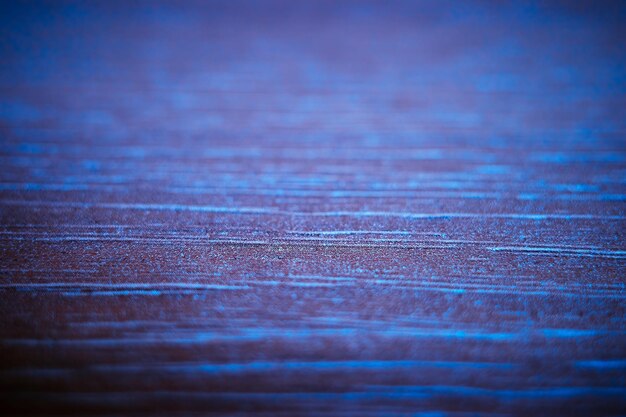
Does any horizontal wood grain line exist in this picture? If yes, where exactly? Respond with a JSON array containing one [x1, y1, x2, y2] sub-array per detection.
[[1, 282, 623, 298], [3, 200, 624, 220]]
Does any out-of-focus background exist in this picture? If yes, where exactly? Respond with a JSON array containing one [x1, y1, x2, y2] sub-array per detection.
[[1, 1, 625, 415]]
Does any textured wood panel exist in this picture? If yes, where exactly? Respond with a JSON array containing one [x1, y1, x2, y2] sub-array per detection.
[[1, 1, 625, 415]]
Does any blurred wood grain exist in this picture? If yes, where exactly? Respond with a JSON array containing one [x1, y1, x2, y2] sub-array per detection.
[[0, 1, 625, 415]]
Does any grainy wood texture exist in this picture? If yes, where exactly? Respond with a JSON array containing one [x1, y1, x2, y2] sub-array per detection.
[[1, 1, 625, 416]]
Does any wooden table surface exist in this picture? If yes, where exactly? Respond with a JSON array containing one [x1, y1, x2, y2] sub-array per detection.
[[1, 1, 625, 415]]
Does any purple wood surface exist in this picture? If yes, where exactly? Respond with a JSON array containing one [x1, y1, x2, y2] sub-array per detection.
[[1, 1, 625, 415]]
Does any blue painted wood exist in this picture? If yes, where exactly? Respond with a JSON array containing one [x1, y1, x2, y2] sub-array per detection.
[[0, 1, 625, 415]]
